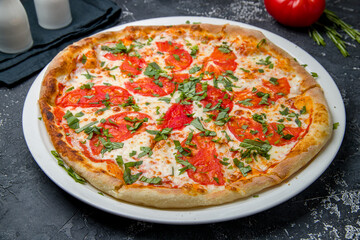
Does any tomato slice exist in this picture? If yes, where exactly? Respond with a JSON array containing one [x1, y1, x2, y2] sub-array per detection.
[[125, 77, 175, 97], [201, 47, 238, 80], [234, 88, 272, 109], [56, 86, 132, 108], [53, 107, 65, 125], [165, 49, 193, 72], [180, 133, 224, 185], [210, 46, 237, 62], [196, 84, 233, 118], [172, 73, 190, 83], [265, 122, 303, 146], [227, 116, 265, 142], [263, 77, 290, 99], [161, 103, 193, 130], [120, 56, 146, 76], [89, 112, 151, 155], [156, 41, 183, 52], [104, 52, 127, 61]]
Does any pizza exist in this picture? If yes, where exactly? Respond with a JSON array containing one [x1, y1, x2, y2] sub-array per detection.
[[38, 24, 333, 208]]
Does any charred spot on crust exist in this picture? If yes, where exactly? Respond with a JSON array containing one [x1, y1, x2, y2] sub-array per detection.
[[45, 111, 54, 121], [55, 132, 63, 138]]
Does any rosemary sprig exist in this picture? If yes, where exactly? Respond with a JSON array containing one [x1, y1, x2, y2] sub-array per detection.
[[309, 26, 326, 46], [324, 9, 360, 44], [323, 25, 349, 57], [308, 9, 360, 57]]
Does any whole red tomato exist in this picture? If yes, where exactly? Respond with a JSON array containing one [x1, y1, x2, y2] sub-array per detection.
[[264, 0, 326, 27]]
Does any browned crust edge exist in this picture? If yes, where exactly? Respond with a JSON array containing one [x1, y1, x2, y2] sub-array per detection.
[[38, 24, 332, 208]]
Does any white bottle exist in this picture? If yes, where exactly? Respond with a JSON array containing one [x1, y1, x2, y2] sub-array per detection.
[[0, 0, 33, 54], [34, 0, 72, 30]]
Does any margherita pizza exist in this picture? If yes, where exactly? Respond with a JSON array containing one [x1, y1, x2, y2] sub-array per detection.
[[38, 24, 332, 208]]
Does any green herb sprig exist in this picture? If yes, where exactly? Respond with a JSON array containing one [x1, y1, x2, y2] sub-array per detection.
[[308, 9, 360, 57], [51, 151, 86, 184]]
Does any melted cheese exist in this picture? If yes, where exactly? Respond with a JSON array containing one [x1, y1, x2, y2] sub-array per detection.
[[56, 29, 312, 190]]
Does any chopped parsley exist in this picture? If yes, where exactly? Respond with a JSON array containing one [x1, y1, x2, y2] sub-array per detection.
[[190, 45, 199, 57], [146, 128, 173, 141], [311, 72, 319, 78], [65, 86, 74, 92], [256, 39, 266, 49], [233, 158, 252, 177], [120, 96, 141, 111], [98, 137, 124, 156], [129, 151, 137, 157], [240, 139, 272, 160], [218, 42, 231, 53], [80, 82, 95, 89], [256, 92, 270, 105], [51, 151, 86, 184], [81, 54, 87, 64], [174, 140, 191, 157], [144, 62, 172, 80], [81, 70, 96, 80], [240, 68, 250, 73], [101, 41, 133, 54], [173, 54, 180, 61], [123, 161, 143, 185], [190, 118, 216, 136], [269, 77, 279, 85], [185, 130, 196, 147], [140, 176, 162, 184], [63, 110, 80, 129], [176, 156, 196, 175], [238, 98, 253, 106], [137, 147, 153, 158], [300, 106, 307, 115], [116, 155, 124, 167], [158, 97, 171, 103], [189, 64, 202, 74], [75, 121, 98, 133], [256, 56, 273, 69], [125, 117, 148, 133]]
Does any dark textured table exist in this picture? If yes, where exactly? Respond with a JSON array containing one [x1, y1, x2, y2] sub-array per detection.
[[1, 0, 360, 239]]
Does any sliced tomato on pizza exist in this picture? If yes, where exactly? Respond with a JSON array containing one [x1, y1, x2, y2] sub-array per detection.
[[156, 41, 183, 52], [125, 77, 175, 97], [120, 56, 146, 76], [172, 73, 190, 83], [104, 52, 127, 61], [180, 133, 225, 185], [263, 77, 291, 100], [228, 116, 265, 142], [201, 46, 238, 80], [197, 84, 233, 118], [56, 86, 132, 108], [165, 49, 193, 72], [89, 112, 151, 155], [265, 122, 303, 146], [161, 103, 193, 130], [234, 88, 273, 108]]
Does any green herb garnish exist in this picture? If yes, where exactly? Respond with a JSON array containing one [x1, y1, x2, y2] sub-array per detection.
[[51, 151, 86, 184]]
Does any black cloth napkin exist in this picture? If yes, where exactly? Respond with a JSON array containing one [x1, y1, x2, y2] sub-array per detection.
[[0, 0, 121, 85]]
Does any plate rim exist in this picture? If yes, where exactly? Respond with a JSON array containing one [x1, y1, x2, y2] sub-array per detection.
[[22, 16, 346, 224]]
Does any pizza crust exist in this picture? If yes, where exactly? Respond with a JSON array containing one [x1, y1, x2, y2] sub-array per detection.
[[39, 24, 333, 208]]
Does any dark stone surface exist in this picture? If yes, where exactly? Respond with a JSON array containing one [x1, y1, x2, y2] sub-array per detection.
[[1, 0, 359, 239]]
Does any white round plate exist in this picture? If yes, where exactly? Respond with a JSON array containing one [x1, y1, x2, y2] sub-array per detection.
[[23, 16, 346, 224]]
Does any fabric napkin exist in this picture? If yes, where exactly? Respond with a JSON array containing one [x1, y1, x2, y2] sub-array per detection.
[[0, 0, 121, 85]]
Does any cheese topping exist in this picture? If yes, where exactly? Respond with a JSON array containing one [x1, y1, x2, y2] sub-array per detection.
[[53, 28, 312, 190]]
